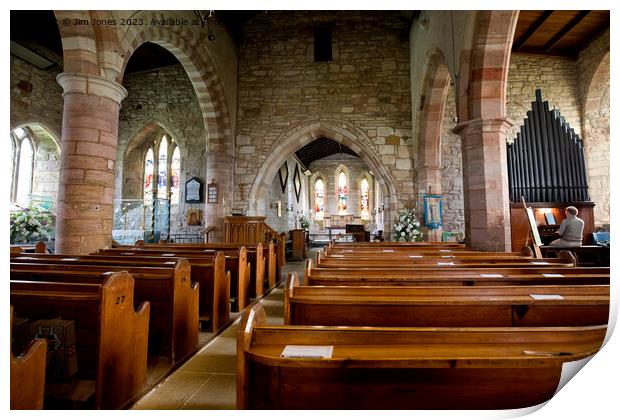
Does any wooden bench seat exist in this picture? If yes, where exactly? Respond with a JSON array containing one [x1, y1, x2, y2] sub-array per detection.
[[95, 247, 250, 312], [10, 306, 47, 409], [12, 253, 229, 333], [115, 241, 279, 291], [10, 260, 196, 364], [285, 273, 609, 327], [10, 272, 149, 409], [328, 241, 466, 249], [238, 302, 606, 409]]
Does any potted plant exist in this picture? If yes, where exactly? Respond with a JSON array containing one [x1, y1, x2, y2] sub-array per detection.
[[393, 207, 422, 242]]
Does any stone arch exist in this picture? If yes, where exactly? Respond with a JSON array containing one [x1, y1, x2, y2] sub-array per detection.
[[117, 15, 233, 157], [417, 50, 452, 194], [119, 120, 183, 200], [247, 120, 399, 233]]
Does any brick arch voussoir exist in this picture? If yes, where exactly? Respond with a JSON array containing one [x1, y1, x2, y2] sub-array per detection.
[[466, 10, 518, 121], [119, 24, 233, 157]]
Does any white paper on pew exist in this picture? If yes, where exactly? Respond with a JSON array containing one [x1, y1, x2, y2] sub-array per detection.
[[382, 249, 394, 252], [162, 253, 176, 257], [409, 255, 423, 258], [439, 249, 452, 253], [61, 258, 78, 261], [542, 273, 565, 278], [479, 273, 504, 278], [342, 250, 354, 252], [122, 252, 135, 255], [281, 345, 333, 359], [530, 261, 550, 265], [529, 294, 564, 300], [16, 256, 36, 259], [441, 255, 455, 258], [437, 262, 455, 266], [164, 261, 176, 264], [102, 272, 115, 275]]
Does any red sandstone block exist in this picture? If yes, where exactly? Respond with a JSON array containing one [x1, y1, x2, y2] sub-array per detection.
[[69, 116, 113, 133], [63, 184, 105, 202], [61, 169, 85, 184], [75, 141, 117, 160], [84, 170, 115, 187], [63, 218, 103, 236], [63, 155, 109, 171], [62, 127, 100, 142], [98, 131, 118, 146]]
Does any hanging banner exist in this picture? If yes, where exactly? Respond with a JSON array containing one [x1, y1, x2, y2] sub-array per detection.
[[422, 194, 443, 229]]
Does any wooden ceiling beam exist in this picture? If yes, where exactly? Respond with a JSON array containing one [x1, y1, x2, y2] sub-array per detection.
[[543, 10, 592, 53], [513, 11, 554, 51]]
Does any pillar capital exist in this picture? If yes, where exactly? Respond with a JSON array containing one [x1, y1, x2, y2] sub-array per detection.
[[452, 117, 514, 137], [57, 72, 127, 106]]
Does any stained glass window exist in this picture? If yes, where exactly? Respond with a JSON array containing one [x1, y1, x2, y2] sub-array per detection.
[[16, 138, 34, 206], [170, 146, 180, 205], [315, 179, 324, 220], [144, 148, 154, 203], [337, 171, 347, 214], [157, 136, 168, 199], [361, 178, 370, 220]]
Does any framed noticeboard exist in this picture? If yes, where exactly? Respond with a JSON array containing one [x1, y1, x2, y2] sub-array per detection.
[[207, 179, 217, 204], [185, 177, 204, 203]]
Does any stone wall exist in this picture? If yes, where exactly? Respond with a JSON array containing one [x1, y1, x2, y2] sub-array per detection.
[[235, 11, 413, 216], [506, 53, 581, 142], [10, 54, 63, 136], [440, 87, 464, 233], [31, 136, 60, 212], [577, 30, 610, 226], [117, 64, 207, 236], [264, 157, 309, 233]]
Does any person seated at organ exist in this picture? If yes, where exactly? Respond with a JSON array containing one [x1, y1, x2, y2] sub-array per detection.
[[550, 206, 584, 247]]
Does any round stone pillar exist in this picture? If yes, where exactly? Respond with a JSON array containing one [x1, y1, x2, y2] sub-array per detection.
[[55, 73, 127, 254], [205, 152, 235, 242], [453, 118, 513, 251]]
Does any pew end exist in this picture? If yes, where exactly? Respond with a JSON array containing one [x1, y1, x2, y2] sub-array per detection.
[[237, 302, 268, 409], [283, 273, 300, 325], [10, 306, 47, 410], [304, 259, 313, 282]]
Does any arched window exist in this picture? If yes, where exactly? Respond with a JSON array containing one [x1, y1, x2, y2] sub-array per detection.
[[16, 137, 34, 206], [144, 148, 154, 203], [315, 179, 325, 220], [337, 171, 347, 214], [157, 136, 168, 199], [170, 146, 181, 205], [360, 178, 370, 220]]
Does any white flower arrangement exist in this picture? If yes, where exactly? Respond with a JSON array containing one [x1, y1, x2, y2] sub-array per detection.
[[393, 207, 423, 242], [10, 207, 54, 244]]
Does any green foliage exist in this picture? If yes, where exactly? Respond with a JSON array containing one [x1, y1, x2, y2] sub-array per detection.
[[10, 207, 54, 244], [393, 207, 423, 242]]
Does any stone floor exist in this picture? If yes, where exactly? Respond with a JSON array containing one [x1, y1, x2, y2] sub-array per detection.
[[131, 253, 310, 410]]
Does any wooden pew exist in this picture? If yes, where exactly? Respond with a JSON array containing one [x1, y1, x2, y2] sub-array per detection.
[[328, 241, 467, 249], [284, 273, 610, 327], [316, 250, 577, 268], [12, 253, 229, 333], [10, 260, 196, 364], [10, 272, 150, 409], [95, 247, 251, 311], [305, 260, 609, 287], [10, 306, 47, 410], [238, 302, 606, 409], [117, 241, 279, 290]]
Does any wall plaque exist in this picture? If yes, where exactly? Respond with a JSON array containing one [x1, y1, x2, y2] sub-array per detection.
[[207, 179, 218, 204], [185, 177, 204, 203]]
